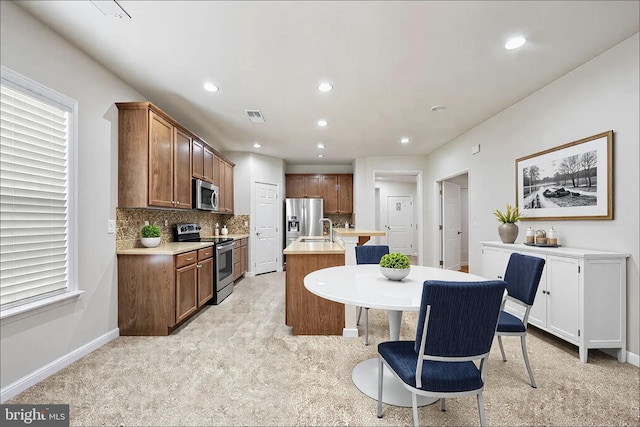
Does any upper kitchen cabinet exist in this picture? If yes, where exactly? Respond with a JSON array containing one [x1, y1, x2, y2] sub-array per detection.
[[321, 174, 353, 214], [285, 174, 323, 198], [192, 138, 216, 184], [117, 102, 192, 209], [217, 156, 234, 213]]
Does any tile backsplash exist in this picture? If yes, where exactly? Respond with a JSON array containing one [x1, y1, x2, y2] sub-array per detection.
[[117, 208, 249, 250]]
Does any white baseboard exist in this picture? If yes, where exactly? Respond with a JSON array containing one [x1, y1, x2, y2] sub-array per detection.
[[626, 350, 639, 367], [0, 328, 119, 403], [342, 328, 359, 338]]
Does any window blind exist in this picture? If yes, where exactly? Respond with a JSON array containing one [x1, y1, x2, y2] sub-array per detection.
[[0, 83, 70, 308]]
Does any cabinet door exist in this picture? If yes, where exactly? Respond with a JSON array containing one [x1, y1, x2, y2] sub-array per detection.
[[521, 251, 547, 329], [286, 175, 305, 198], [233, 243, 241, 281], [176, 263, 198, 322], [482, 246, 508, 280], [173, 128, 192, 209], [148, 111, 174, 208], [203, 146, 215, 183], [337, 174, 353, 213], [321, 175, 338, 213], [304, 175, 322, 198], [197, 257, 213, 306], [192, 139, 204, 179], [212, 155, 222, 187], [240, 240, 248, 275], [546, 255, 579, 343]]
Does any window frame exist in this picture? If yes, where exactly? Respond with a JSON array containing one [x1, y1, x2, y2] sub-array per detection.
[[0, 66, 81, 323]]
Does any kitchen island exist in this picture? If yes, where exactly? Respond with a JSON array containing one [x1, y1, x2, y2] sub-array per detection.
[[283, 229, 387, 337], [283, 237, 345, 335]]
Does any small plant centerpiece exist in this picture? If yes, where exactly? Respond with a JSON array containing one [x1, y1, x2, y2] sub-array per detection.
[[493, 204, 525, 244], [379, 252, 411, 281], [140, 224, 161, 248]]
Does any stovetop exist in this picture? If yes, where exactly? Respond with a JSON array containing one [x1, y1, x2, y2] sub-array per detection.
[[174, 223, 233, 244]]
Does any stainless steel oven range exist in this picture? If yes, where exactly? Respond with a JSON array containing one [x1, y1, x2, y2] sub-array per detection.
[[174, 223, 234, 304]]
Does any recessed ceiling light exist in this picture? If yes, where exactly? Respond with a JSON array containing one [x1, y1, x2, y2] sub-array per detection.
[[317, 143, 325, 149], [505, 36, 527, 50], [317, 82, 333, 92], [252, 142, 261, 148], [400, 137, 410, 144], [317, 154, 324, 158], [431, 105, 446, 112], [203, 82, 219, 92], [317, 119, 328, 127]]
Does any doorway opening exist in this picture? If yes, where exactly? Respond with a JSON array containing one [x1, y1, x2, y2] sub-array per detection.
[[374, 170, 422, 265], [437, 171, 469, 272]]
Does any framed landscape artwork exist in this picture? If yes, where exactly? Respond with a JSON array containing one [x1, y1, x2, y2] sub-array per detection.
[[515, 130, 613, 220]]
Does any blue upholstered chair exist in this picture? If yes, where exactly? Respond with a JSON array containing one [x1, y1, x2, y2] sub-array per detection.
[[377, 280, 506, 427], [355, 245, 389, 345], [495, 252, 545, 388]]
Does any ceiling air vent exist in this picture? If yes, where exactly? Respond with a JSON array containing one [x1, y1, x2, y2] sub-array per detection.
[[245, 110, 265, 123]]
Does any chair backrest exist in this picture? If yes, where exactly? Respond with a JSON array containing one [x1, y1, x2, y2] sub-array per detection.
[[503, 253, 545, 306], [415, 280, 506, 358], [355, 245, 389, 265]]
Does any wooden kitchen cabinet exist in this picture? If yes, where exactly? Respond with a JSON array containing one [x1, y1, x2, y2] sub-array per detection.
[[481, 241, 628, 363], [321, 174, 353, 214], [285, 253, 345, 335], [175, 250, 200, 323], [193, 139, 216, 184], [233, 238, 248, 281], [197, 247, 214, 306], [285, 174, 323, 198], [117, 245, 215, 336], [217, 156, 234, 213], [117, 102, 192, 209]]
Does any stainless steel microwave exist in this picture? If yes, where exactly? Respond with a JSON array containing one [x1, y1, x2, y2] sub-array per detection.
[[193, 179, 219, 211]]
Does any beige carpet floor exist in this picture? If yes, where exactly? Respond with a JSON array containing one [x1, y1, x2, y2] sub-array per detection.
[[8, 271, 640, 426]]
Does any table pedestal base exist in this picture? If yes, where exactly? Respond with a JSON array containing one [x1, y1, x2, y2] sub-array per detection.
[[352, 358, 438, 407]]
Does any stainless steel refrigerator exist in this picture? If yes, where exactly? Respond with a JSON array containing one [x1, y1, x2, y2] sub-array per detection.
[[284, 198, 324, 248]]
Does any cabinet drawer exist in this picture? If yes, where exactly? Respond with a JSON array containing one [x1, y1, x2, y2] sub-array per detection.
[[198, 246, 213, 260], [176, 251, 197, 268]]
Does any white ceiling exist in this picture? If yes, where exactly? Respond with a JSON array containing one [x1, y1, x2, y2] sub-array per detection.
[[14, 1, 640, 165]]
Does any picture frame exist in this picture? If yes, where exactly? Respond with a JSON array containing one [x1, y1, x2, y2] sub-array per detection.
[[515, 130, 613, 220]]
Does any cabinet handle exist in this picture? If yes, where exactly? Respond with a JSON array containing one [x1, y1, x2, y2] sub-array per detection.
[[497, 275, 503, 279], [196, 264, 202, 268], [186, 257, 193, 261]]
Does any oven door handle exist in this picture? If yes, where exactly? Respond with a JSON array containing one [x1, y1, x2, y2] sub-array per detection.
[[216, 241, 234, 251]]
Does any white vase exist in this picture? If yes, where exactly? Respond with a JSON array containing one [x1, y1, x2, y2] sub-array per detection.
[[141, 237, 161, 248], [380, 266, 410, 281]]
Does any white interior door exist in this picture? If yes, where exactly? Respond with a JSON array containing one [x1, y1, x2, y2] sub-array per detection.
[[442, 181, 461, 270], [254, 182, 278, 275], [386, 196, 413, 255]]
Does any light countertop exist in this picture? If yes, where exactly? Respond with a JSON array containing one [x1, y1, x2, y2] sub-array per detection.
[[334, 229, 386, 237], [117, 234, 250, 256], [283, 236, 345, 255]]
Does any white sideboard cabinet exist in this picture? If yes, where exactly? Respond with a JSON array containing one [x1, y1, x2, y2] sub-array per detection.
[[481, 241, 628, 363]]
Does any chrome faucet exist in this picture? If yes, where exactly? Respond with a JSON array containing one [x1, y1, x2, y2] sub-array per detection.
[[319, 218, 333, 242]]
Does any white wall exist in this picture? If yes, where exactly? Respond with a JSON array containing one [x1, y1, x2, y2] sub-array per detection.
[[224, 152, 285, 272], [0, 1, 146, 394], [421, 33, 639, 359]]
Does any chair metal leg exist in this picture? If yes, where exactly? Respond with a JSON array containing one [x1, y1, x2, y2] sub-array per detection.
[[357, 306, 362, 325], [477, 393, 486, 427], [520, 334, 537, 388], [377, 358, 383, 418], [440, 398, 446, 411], [498, 335, 507, 361], [364, 308, 369, 346], [411, 393, 419, 427]]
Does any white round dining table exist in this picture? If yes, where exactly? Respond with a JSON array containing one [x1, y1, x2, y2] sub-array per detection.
[[304, 264, 491, 407]]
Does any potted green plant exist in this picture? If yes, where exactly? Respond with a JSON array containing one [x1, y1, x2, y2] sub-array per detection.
[[493, 204, 525, 243], [379, 252, 411, 281], [141, 224, 161, 248]]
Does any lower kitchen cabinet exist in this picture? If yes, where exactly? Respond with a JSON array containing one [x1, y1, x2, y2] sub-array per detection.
[[481, 241, 628, 363], [118, 246, 214, 336], [233, 238, 248, 281]]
